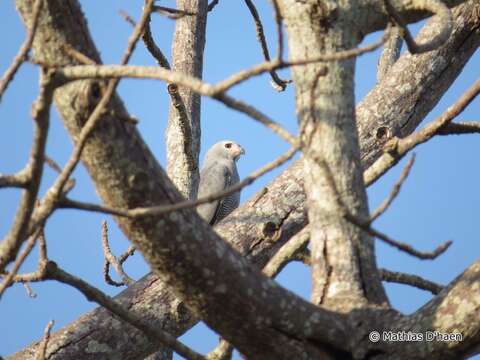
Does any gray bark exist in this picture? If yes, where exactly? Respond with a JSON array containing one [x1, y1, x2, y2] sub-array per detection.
[[9, 0, 480, 359], [278, 0, 387, 310], [165, 0, 208, 199]]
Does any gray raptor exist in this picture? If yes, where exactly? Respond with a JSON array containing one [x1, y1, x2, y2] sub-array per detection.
[[197, 140, 245, 225]]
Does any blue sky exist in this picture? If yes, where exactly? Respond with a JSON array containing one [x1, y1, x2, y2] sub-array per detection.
[[0, 1, 479, 358]]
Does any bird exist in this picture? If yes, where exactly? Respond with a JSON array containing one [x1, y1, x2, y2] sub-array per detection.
[[197, 140, 245, 225]]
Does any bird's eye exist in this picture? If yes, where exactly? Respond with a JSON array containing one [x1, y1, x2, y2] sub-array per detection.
[[225, 143, 232, 149]]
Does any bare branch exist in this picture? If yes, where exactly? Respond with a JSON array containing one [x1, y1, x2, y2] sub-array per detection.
[[101, 221, 135, 287], [213, 93, 297, 145], [165, 0, 207, 199], [379, 268, 443, 294], [50, 27, 390, 100], [243, 0, 290, 91], [27, 0, 156, 237], [215, 27, 391, 93], [207, 0, 220, 12], [23, 283, 37, 298], [377, 27, 403, 82], [58, 147, 298, 219], [438, 121, 480, 135], [370, 154, 416, 221], [365, 78, 480, 186], [43, 156, 62, 174], [0, 71, 53, 273], [142, 16, 171, 69], [0, 231, 39, 298], [383, 0, 453, 53], [118, 10, 136, 27], [0, 169, 30, 189], [153, 5, 195, 19], [35, 320, 54, 360], [319, 157, 452, 260], [44, 262, 206, 360], [61, 44, 97, 65], [349, 214, 453, 259], [118, 245, 136, 265], [0, 0, 43, 102], [0, 230, 48, 296]]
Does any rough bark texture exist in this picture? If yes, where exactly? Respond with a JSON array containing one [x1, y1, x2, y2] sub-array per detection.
[[358, 2, 480, 167], [279, 0, 387, 311], [165, 0, 208, 199], [9, 0, 480, 359]]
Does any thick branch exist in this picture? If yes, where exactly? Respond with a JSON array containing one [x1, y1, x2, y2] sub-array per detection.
[[165, 0, 207, 199], [11, 0, 480, 359]]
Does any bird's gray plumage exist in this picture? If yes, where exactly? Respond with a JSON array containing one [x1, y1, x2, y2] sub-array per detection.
[[197, 140, 245, 225]]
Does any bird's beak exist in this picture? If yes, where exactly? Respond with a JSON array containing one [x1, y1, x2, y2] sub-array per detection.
[[233, 144, 245, 160]]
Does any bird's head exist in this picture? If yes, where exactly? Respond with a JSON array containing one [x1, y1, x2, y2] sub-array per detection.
[[207, 140, 245, 162]]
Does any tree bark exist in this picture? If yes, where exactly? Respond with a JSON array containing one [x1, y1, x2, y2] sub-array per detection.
[[165, 0, 208, 199], [279, 0, 387, 311], [10, 0, 479, 359]]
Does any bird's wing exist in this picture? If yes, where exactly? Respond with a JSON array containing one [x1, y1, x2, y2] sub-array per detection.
[[197, 163, 231, 225]]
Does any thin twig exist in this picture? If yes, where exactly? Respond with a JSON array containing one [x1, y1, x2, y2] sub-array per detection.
[[319, 157, 452, 260], [153, 5, 195, 19], [207, 0, 220, 12], [118, 10, 136, 27], [119, 245, 136, 265], [142, 17, 171, 69], [379, 268, 443, 295], [61, 44, 97, 65], [214, 93, 296, 145], [43, 156, 63, 174], [35, 320, 54, 360], [0, 71, 54, 273], [0, 230, 48, 293], [243, 0, 290, 91], [0, 0, 43, 102], [215, 26, 391, 93], [26, 0, 156, 238], [383, 0, 452, 54], [23, 282, 37, 298], [364, 79, 480, 186], [53, 26, 391, 99], [348, 216, 452, 260], [44, 262, 206, 360], [0, 231, 39, 298], [438, 121, 480, 135], [101, 221, 135, 287], [370, 154, 416, 221], [271, 0, 283, 62], [59, 147, 298, 218]]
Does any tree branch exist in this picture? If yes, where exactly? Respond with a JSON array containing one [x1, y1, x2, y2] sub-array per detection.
[[383, 0, 453, 53], [0, 71, 53, 272], [44, 262, 206, 360], [370, 154, 415, 221], [379, 268, 443, 294], [165, 0, 207, 199], [243, 0, 290, 91], [0, 0, 43, 102], [364, 78, 480, 186], [10, 0, 479, 358]]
